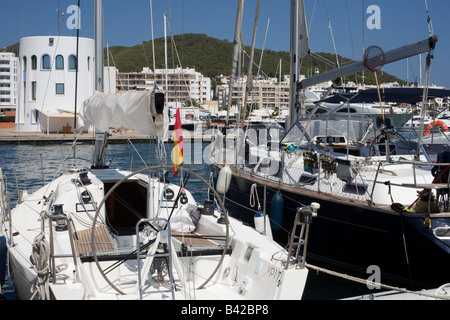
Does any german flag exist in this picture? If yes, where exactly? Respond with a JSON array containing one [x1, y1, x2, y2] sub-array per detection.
[[172, 108, 184, 177]]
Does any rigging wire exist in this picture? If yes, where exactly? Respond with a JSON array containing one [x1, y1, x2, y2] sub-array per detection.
[[345, 0, 358, 83], [149, 0, 157, 73], [424, 0, 434, 36], [323, 0, 340, 69], [256, 0, 274, 78]]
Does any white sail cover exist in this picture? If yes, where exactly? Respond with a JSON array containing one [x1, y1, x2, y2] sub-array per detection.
[[82, 91, 168, 139]]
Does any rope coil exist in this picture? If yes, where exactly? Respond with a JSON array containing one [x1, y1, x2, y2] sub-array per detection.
[[30, 210, 51, 300]]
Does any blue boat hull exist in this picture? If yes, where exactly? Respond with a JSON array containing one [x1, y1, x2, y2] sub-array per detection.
[[213, 165, 450, 290]]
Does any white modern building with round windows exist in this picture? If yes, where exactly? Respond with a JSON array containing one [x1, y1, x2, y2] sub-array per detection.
[[16, 36, 96, 133]]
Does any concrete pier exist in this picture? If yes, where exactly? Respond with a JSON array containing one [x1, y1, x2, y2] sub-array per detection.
[[0, 128, 212, 145]]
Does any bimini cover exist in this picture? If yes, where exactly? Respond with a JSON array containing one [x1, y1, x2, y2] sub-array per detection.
[[81, 91, 168, 139]]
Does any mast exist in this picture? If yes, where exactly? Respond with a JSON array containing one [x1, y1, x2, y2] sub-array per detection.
[[73, 0, 81, 131], [95, 0, 104, 93], [93, 0, 107, 169], [71, 0, 81, 168], [288, 0, 310, 129], [150, 0, 157, 75], [242, 0, 261, 120], [227, 0, 244, 124], [164, 13, 169, 109]]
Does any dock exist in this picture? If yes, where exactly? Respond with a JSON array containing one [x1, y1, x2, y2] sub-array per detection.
[[0, 128, 212, 145]]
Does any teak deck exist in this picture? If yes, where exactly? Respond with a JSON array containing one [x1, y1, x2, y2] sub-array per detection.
[[74, 225, 116, 256]]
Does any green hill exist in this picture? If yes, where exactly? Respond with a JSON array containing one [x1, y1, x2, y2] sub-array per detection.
[[4, 33, 406, 86], [106, 33, 407, 86]]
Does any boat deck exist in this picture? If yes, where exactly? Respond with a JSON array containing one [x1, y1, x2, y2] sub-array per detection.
[[74, 225, 116, 256], [74, 226, 231, 259]]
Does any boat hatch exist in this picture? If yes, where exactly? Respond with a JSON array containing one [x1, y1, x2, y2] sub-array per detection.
[[104, 180, 148, 235]]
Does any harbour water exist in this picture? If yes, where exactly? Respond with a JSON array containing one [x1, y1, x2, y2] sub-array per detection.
[[0, 141, 376, 300]]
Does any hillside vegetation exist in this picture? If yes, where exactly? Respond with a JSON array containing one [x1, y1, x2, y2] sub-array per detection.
[[5, 33, 406, 86], [106, 33, 406, 86]]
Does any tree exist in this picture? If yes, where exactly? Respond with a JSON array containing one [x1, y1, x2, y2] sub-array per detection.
[[183, 98, 200, 108]]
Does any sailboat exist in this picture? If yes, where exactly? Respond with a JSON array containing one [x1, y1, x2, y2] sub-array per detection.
[[0, 0, 313, 301], [0, 156, 313, 300], [209, 0, 450, 290]]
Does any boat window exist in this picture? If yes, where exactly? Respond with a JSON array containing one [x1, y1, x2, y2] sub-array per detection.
[[326, 136, 346, 144], [342, 183, 367, 195], [336, 108, 357, 113], [307, 107, 328, 114], [244, 246, 254, 262], [299, 174, 317, 185]]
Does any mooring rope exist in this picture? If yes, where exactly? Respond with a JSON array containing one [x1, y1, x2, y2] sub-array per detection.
[[305, 263, 450, 300], [249, 183, 261, 210]]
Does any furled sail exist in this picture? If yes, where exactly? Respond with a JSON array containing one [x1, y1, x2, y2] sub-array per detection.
[[297, 0, 310, 60], [81, 90, 168, 139], [288, 0, 310, 128]]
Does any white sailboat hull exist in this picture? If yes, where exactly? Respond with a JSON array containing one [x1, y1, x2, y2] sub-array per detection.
[[3, 168, 309, 300]]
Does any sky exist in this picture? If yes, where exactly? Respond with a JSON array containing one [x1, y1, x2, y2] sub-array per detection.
[[1, 0, 449, 88]]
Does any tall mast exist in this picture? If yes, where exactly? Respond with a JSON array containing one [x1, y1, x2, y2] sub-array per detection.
[[242, 0, 261, 120], [288, 0, 309, 129], [227, 0, 245, 124], [93, 0, 108, 169], [95, 0, 104, 93], [164, 13, 169, 108]]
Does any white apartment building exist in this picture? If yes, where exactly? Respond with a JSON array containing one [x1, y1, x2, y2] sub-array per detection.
[[117, 67, 212, 108], [189, 73, 212, 103], [217, 75, 292, 111], [17, 36, 96, 133], [0, 52, 19, 114]]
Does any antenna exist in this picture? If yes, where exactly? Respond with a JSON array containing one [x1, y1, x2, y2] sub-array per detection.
[[56, 0, 65, 36]]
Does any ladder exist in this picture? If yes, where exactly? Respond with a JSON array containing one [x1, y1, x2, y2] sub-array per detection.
[[285, 203, 319, 269]]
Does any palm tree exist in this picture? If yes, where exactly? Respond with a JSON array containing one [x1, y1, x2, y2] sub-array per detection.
[[183, 98, 201, 108]]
